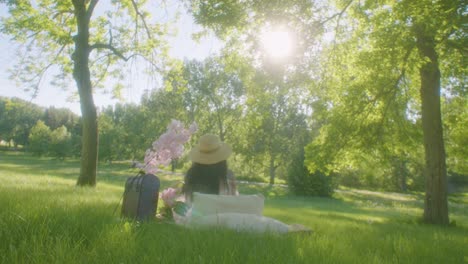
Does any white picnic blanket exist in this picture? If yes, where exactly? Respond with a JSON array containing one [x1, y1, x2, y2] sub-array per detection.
[[175, 192, 290, 234], [191, 192, 264, 216]]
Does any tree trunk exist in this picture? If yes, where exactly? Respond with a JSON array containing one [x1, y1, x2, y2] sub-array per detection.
[[416, 28, 449, 225], [171, 159, 177, 172], [399, 161, 407, 193], [269, 155, 276, 185], [73, 0, 98, 187], [212, 98, 225, 141]]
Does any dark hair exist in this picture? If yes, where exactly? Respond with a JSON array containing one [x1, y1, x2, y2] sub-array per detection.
[[184, 160, 228, 199]]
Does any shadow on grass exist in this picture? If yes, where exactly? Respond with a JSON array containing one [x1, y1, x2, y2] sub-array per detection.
[[0, 151, 145, 188], [260, 187, 468, 231], [335, 188, 424, 208]]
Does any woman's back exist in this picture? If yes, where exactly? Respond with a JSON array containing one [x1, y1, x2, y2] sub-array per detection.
[[184, 134, 234, 201], [184, 161, 228, 198]]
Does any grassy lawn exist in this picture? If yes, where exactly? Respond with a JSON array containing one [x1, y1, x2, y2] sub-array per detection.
[[0, 151, 467, 264]]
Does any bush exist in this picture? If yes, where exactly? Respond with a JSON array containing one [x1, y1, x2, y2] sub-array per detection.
[[287, 150, 334, 197], [28, 120, 51, 156], [49, 126, 72, 159], [235, 174, 269, 183]]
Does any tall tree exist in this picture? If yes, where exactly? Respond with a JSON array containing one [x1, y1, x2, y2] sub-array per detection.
[[169, 58, 244, 141], [324, 0, 464, 225], [43, 106, 80, 131], [182, 0, 319, 183], [1, 0, 170, 186], [140, 87, 187, 139], [241, 69, 310, 184], [183, 0, 466, 224]]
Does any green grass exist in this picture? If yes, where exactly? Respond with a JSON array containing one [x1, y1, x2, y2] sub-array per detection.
[[0, 151, 467, 264]]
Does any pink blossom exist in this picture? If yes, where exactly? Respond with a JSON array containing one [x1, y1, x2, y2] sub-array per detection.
[[160, 188, 178, 208], [141, 119, 197, 174]]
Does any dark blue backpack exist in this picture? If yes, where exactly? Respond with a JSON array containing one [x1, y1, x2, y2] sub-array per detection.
[[121, 173, 160, 221]]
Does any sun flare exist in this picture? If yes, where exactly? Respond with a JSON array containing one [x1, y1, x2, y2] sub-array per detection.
[[260, 29, 293, 58]]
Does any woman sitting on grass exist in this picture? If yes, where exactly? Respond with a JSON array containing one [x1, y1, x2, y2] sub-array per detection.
[[183, 133, 237, 203], [180, 134, 311, 234]]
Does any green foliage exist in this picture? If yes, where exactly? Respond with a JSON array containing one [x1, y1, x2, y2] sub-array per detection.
[[114, 103, 148, 159], [97, 89, 189, 163], [98, 113, 118, 162], [28, 120, 51, 156], [44, 106, 80, 132], [181, 0, 321, 185], [0, 97, 81, 157], [188, 0, 248, 37], [69, 133, 82, 157], [0, 96, 44, 147], [234, 173, 269, 184], [168, 57, 245, 140], [49, 125, 72, 159], [0, 0, 171, 94], [302, 0, 466, 197], [444, 96, 468, 175], [163, 56, 312, 185], [287, 150, 334, 197]]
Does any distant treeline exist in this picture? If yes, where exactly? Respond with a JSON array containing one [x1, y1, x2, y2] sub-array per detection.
[[0, 96, 82, 156]]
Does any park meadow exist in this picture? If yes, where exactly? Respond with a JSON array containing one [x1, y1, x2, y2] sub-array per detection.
[[1, 151, 467, 264]]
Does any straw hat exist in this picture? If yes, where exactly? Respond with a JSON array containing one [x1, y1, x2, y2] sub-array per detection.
[[189, 134, 232, 165]]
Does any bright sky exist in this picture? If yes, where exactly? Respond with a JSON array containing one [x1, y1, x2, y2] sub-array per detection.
[[0, 2, 223, 115]]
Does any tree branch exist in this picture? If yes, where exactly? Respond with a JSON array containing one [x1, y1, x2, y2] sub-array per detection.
[[131, 0, 152, 39], [320, 0, 354, 26], [89, 43, 129, 61], [91, 53, 112, 88], [14, 43, 68, 98], [446, 39, 468, 54], [86, 0, 99, 21], [89, 14, 161, 71], [52, 9, 74, 20], [89, 43, 163, 72]]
